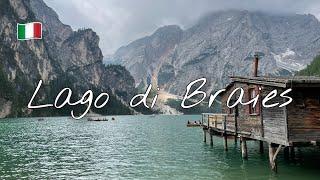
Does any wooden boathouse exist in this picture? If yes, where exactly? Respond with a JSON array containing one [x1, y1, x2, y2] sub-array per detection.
[[201, 55, 320, 172]]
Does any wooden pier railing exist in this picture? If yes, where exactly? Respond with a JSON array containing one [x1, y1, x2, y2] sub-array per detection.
[[201, 113, 232, 132]]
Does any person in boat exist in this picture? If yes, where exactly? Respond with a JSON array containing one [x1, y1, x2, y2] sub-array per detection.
[[194, 121, 197, 124], [187, 120, 190, 124]]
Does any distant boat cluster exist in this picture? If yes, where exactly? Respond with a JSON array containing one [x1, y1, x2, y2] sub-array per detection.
[[87, 117, 116, 121]]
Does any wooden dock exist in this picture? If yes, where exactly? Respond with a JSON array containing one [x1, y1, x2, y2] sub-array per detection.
[[201, 112, 320, 172]]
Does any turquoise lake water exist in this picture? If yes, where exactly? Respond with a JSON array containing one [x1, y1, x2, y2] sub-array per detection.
[[0, 115, 320, 179]]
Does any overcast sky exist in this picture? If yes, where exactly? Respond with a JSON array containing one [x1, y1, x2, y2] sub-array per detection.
[[44, 0, 320, 55]]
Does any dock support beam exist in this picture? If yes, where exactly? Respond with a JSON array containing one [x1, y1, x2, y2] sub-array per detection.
[[222, 116, 228, 151], [289, 146, 295, 160], [259, 141, 264, 154], [268, 143, 282, 172], [241, 137, 248, 159], [203, 129, 207, 143], [223, 135, 228, 151], [284, 146, 289, 160], [209, 131, 213, 146]]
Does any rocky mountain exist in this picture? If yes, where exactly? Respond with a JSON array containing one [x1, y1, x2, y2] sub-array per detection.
[[108, 10, 320, 96], [0, 0, 137, 117]]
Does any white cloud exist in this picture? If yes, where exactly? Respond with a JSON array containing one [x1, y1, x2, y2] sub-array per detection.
[[44, 0, 320, 55]]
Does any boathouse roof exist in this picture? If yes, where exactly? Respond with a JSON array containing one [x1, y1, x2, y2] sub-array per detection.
[[228, 76, 320, 88]]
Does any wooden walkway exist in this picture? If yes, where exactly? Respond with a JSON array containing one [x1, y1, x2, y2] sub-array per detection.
[[201, 113, 293, 172]]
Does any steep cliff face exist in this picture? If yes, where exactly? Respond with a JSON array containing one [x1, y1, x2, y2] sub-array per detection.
[[0, 0, 136, 117], [109, 10, 320, 95], [111, 25, 183, 87]]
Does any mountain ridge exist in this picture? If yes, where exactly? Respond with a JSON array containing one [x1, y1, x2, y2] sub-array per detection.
[[108, 10, 320, 95], [0, 0, 137, 117]]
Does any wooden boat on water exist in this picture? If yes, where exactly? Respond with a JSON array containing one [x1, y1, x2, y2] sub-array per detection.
[[186, 121, 202, 127], [187, 123, 201, 127]]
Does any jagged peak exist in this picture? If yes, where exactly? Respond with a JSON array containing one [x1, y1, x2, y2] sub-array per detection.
[[28, 0, 73, 40], [116, 25, 183, 54], [196, 9, 319, 25], [153, 25, 183, 35]]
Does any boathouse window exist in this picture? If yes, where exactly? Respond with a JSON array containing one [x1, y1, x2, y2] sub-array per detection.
[[249, 88, 258, 115]]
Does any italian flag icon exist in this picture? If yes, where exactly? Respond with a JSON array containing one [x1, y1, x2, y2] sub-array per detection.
[[17, 22, 42, 40]]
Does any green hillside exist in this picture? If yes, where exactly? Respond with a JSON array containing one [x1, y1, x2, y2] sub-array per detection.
[[297, 55, 320, 76]]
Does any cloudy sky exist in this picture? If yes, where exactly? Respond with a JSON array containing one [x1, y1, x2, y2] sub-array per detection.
[[44, 0, 320, 55]]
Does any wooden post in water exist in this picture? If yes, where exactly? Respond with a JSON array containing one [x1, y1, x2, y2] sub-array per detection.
[[289, 146, 295, 160], [203, 129, 207, 143], [210, 130, 213, 146], [284, 146, 289, 160], [268, 143, 282, 172], [223, 116, 228, 151], [259, 141, 264, 154], [234, 106, 238, 145], [268, 143, 276, 172], [223, 135, 228, 151], [241, 137, 248, 159]]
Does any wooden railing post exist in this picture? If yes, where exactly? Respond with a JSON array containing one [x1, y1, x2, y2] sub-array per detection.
[[201, 114, 203, 125], [214, 116, 217, 128]]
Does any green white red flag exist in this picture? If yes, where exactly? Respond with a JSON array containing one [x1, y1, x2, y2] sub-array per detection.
[[17, 22, 42, 40]]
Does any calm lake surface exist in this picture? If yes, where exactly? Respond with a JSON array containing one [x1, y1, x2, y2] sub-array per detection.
[[1, 115, 320, 179]]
